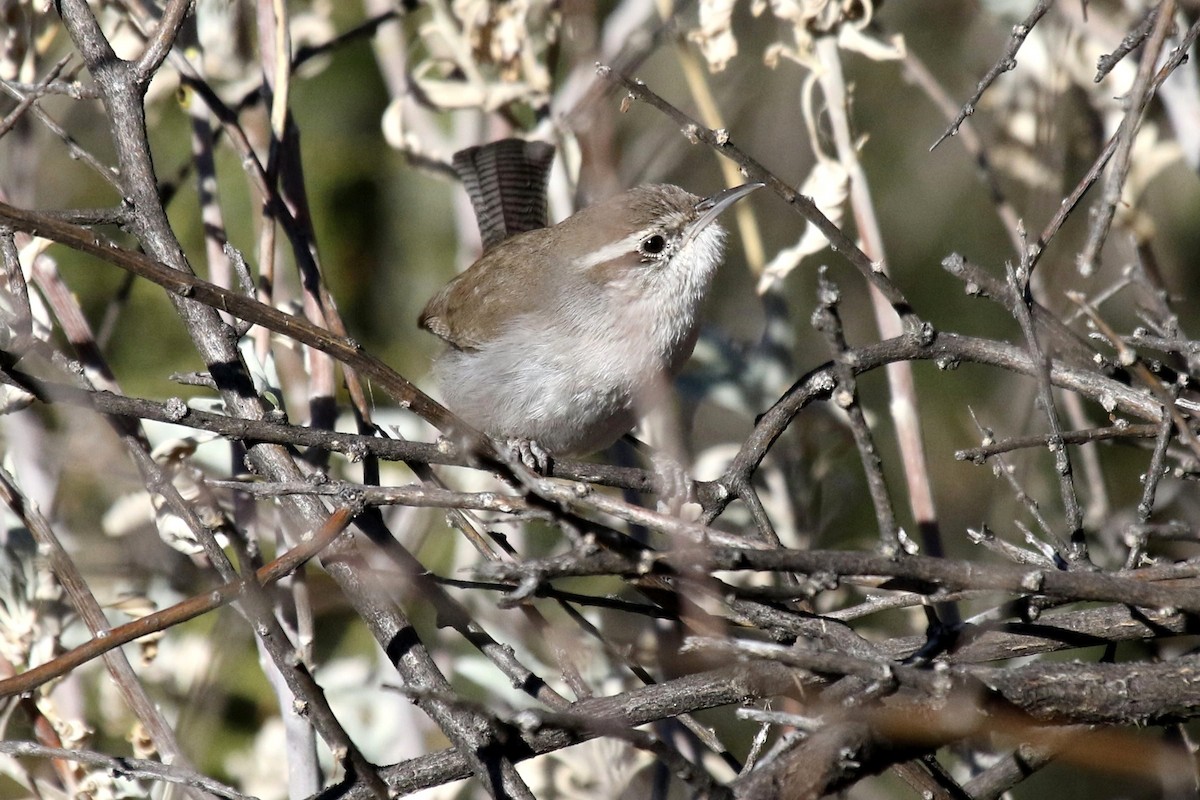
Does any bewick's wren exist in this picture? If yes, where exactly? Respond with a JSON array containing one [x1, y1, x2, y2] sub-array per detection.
[[420, 140, 760, 469]]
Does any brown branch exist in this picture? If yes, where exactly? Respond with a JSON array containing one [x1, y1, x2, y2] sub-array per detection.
[[955, 422, 1159, 462], [475, 546, 1200, 612], [0, 505, 352, 698], [334, 661, 800, 799], [132, 0, 194, 84], [730, 680, 1194, 798], [0, 465, 206, 799], [713, 330, 1169, 521], [1006, 251, 1086, 560], [0, 199, 456, 433], [812, 270, 901, 553], [3, 367, 674, 497]]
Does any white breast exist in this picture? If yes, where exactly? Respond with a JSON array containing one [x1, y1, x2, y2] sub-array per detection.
[[434, 222, 727, 456]]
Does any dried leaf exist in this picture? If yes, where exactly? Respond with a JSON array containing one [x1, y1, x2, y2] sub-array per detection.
[[758, 158, 849, 292], [411, 71, 540, 111], [0, 0, 30, 81], [689, 0, 739, 73], [838, 25, 904, 62]]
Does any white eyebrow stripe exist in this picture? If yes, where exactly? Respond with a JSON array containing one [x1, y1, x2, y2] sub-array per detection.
[[571, 230, 651, 270]]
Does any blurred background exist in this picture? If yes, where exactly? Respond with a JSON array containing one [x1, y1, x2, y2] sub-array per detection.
[[2, 1, 1199, 797]]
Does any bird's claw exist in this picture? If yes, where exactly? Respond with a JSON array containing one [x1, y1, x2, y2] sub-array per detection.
[[652, 452, 696, 514], [507, 437, 553, 474]]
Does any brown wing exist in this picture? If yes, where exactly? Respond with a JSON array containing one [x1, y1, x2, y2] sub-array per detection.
[[417, 290, 459, 346], [418, 230, 551, 350]]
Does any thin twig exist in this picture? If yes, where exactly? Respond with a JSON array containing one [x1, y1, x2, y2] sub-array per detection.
[[1006, 243, 1087, 561], [0, 742, 252, 800], [1077, 0, 1176, 274], [1029, 19, 1200, 273], [598, 64, 920, 333], [475, 546, 1200, 612], [0, 506, 355, 698], [1, 365, 689, 499], [350, 662, 800, 799], [1071, 291, 1200, 461], [1096, 5, 1160, 81], [713, 329, 1165, 524], [0, 466, 207, 800], [1124, 414, 1175, 568], [930, 0, 1054, 151], [903, 48, 1023, 256], [0, 71, 121, 191], [0, 200, 456, 431], [0, 56, 72, 140], [955, 422, 1158, 461], [812, 269, 900, 554], [815, 34, 943, 573], [968, 408, 1069, 560], [132, 0, 194, 84]]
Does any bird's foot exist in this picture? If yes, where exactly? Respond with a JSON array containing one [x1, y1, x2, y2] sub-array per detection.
[[651, 451, 696, 514], [505, 437, 553, 474]]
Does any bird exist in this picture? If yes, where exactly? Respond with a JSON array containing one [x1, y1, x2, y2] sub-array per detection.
[[420, 139, 760, 472]]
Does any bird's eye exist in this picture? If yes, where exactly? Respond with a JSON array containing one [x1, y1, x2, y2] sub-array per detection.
[[641, 234, 667, 256]]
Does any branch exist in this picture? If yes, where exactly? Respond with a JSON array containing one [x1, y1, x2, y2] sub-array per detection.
[[475, 546, 1200, 612], [0, 741, 251, 800], [0, 504, 354, 697], [598, 65, 919, 333]]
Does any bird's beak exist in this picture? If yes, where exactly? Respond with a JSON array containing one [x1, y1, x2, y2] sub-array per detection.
[[684, 182, 764, 248]]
